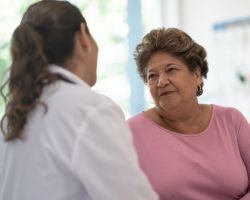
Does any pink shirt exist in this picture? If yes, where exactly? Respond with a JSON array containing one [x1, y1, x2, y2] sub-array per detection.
[[128, 105, 250, 200]]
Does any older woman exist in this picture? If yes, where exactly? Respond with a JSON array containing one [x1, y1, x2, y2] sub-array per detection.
[[128, 27, 250, 200]]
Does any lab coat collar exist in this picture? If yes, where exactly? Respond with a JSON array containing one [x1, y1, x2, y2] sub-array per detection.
[[48, 64, 91, 88]]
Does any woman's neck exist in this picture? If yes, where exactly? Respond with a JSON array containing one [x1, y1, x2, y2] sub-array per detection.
[[147, 104, 212, 134], [158, 101, 200, 122]]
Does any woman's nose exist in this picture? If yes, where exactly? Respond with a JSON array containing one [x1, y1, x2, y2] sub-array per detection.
[[157, 74, 169, 87]]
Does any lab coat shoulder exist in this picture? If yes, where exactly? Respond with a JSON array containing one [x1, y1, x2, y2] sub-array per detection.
[[41, 79, 118, 131], [33, 80, 113, 164]]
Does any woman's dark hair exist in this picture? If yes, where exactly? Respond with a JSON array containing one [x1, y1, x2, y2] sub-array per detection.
[[0, 0, 89, 140], [134, 27, 208, 83]]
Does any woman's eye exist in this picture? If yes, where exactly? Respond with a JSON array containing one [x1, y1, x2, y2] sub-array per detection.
[[148, 74, 157, 80], [166, 67, 177, 73], [168, 68, 175, 71]]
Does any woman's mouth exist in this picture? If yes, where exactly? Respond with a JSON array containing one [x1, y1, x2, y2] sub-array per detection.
[[159, 91, 175, 96]]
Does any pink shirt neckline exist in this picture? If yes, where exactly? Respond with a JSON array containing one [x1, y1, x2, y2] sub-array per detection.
[[140, 104, 215, 137]]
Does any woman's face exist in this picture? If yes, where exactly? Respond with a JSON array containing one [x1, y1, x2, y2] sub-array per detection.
[[146, 52, 201, 112]]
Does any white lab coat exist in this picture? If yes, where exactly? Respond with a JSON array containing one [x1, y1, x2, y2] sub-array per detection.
[[0, 65, 158, 200]]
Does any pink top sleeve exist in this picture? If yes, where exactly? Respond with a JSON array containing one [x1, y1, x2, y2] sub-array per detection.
[[236, 110, 250, 199]]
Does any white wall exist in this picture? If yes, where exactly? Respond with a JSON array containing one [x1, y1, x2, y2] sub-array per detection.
[[179, 0, 250, 47], [162, 0, 250, 120]]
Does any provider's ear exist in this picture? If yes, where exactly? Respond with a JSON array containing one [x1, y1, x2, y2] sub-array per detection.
[[78, 22, 92, 52]]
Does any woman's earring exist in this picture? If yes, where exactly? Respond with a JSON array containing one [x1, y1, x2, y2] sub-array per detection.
[[196, 82, 203, 96]]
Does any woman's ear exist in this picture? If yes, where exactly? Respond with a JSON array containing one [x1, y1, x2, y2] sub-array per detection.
[[194, 67, 201, 78], [194, 66, 203, 85], [78, 22, 92, 52]]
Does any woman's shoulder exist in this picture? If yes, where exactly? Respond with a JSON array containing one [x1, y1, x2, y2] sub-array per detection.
[[128, 108, 154, 122], [213, 104, 242, 116], [42, 81, 118, 117], [127, 112, 145, 124], [127, 108, 156, 131], [212, 104, 245, 123]]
